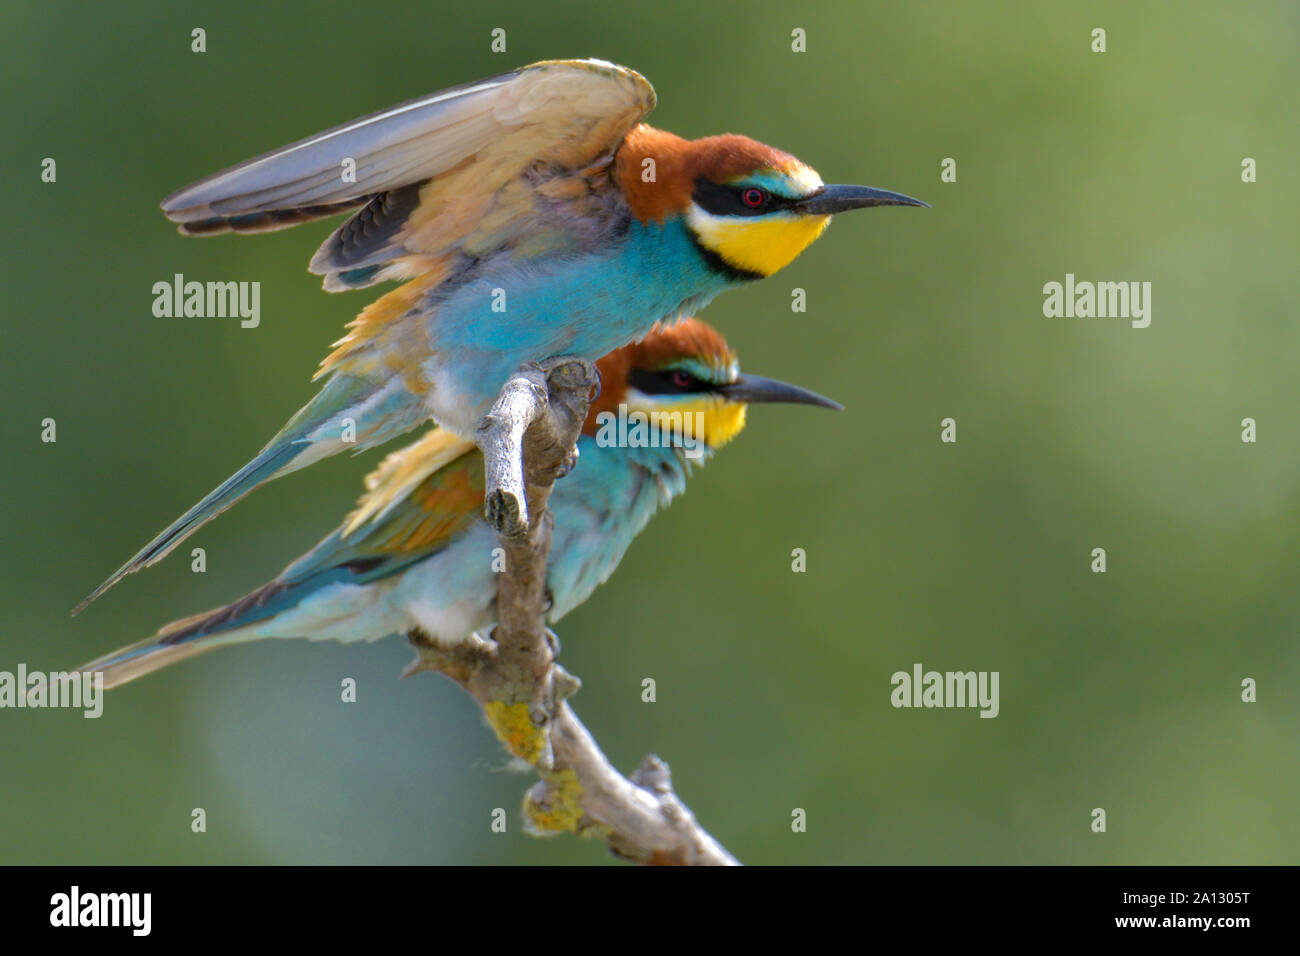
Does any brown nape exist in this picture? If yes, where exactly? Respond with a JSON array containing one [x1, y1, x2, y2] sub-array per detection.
[[614, 124, 804, 223], [582, 318, 735, 435]]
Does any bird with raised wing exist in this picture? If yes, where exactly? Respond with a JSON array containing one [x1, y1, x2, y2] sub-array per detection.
[[79, 58, 918, 611], [78, 319, 840, 688]]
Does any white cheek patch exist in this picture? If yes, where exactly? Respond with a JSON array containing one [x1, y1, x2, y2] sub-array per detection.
[[685, 203, 734, 247], [687, 203, 801, 245]]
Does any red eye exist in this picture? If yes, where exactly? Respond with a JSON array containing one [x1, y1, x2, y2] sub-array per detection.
[[671, 370, 693, 388], [741, 188, 767, 208]]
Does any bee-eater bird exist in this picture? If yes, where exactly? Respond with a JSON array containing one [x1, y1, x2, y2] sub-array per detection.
[[78, 319, 839, 688], [77, 57, 921, 612]]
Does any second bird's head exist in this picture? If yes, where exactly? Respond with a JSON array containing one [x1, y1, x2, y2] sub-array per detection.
[[585, 318, 841, 458], [616, 124, 927, 280]]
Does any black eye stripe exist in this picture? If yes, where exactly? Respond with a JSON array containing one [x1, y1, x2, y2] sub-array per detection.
[[691, 177, 794, 217], [628, 367, 714, 395]]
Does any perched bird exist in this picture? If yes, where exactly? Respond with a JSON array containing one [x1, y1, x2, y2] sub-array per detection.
[[78, 57, 920, 611], [78, 320, 840, 688]]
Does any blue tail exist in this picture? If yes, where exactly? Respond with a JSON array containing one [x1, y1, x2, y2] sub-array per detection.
[[77, 570, 309, 688], [75, 373, 428, 614], [73, 441, 305, 615], [78, 517, 434, 688], [77, 630, 219, 690]]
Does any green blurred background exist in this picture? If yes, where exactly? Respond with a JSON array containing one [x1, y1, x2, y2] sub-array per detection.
[[2, 0, 1296, 864]]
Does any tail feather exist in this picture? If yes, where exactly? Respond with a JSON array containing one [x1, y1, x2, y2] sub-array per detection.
[[72, 441, 305, 615], [78, 634, 220, 691], [74, 373, 424, 615], [79, 557, 396, 689], [78, 570, 318, 689]]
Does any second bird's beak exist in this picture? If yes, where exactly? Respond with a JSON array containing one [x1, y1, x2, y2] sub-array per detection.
[[719, 374, 843, 411], [796, 184, 929, 214]]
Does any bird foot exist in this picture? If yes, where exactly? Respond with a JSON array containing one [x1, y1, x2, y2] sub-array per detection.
[[538, 356, 601, 399], [464, 629, 500, 657], [538, 357, 598, 480], [484, 488, 527, 540]]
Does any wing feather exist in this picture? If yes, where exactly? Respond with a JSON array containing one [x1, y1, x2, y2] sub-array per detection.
[[161, 59, 656, 290], [262, 428, 484, 591]]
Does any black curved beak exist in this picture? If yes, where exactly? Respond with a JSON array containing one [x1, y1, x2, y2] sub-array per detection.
[[718, 374, 843, 411], [796, 183, 929, 214]]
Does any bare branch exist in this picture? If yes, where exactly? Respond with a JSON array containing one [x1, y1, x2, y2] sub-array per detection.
[[406, 357, 740, 865]]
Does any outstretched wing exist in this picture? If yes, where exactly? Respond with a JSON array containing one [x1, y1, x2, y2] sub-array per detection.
[[161, 58, 656, 290]]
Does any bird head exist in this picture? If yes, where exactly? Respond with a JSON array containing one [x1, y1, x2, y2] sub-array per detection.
[[585, 318, 841, 454], [617, 125, 927, 279]]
